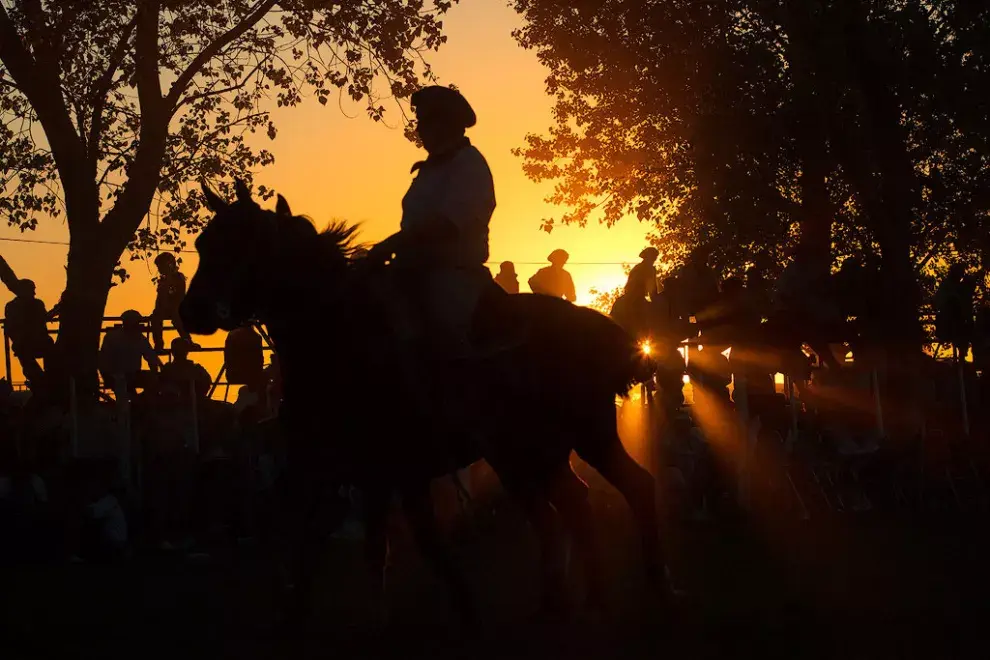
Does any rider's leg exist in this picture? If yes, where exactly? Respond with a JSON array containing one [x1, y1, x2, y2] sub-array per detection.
[[543, 462, 608, 611], [149, 311, 165, 352], [368, 270, 438, 424], [424, 268, 484, 359]]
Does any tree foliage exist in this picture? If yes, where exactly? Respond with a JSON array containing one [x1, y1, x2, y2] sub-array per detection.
[[0, 0, 455, 395], [512, 0, 990, 295], [1, 0, 451, 262]]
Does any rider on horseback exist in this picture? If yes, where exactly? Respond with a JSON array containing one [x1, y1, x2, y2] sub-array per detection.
[[368, 85, 496, 358]]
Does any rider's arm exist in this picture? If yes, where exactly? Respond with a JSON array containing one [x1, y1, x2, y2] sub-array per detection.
[[141, 338, 163, 373], [564, 272, 577, 302], [369, 215, 457, 263]]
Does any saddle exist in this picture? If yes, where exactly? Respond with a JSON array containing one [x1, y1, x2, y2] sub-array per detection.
[[465, 281, 530, 360]]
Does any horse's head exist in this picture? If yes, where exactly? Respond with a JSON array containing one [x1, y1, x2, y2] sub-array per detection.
[[181, 181, 297, 335]]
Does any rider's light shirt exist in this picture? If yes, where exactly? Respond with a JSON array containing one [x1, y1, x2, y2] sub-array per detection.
[[400, 142, 495, 268]]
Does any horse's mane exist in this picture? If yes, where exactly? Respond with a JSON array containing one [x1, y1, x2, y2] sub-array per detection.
[[317, 219, 364, 261]]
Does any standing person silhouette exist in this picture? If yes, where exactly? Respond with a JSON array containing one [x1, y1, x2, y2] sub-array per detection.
[[3, 280, 55, 390], [528, 249, 576, 302], [99, 310, 161, 396], [935, 263, 977, 361], [494, 261, 519, 294], [625, 247, 660, 303], [150, 253, 192, 352]]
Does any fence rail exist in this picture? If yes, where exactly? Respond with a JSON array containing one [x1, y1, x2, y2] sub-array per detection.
[[1, 315, 272, 394]]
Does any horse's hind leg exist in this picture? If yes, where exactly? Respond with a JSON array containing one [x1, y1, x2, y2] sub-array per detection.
[[363, 487, 392, 627], [282, 477, 349, 635], [399, 481, 479, 631], [575, 410, 670, 596], [499, 475, 571, 617], [543, 463, 609, 612]]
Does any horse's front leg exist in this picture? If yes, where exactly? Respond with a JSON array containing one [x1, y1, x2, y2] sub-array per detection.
[[362, 486, 392, 629], [399, 481, 480, 633], [280, 471, 349, 636]]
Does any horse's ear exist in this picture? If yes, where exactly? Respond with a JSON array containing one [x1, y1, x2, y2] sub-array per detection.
[[201, 182, 227, 212], [234, 178, 252, 203], [275, 194, 292, 218]]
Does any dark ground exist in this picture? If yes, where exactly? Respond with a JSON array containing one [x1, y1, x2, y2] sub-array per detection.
[[2, 459, 989, 660]]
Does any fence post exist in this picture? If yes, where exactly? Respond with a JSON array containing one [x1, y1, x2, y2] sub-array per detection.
[[791, 376, 801, 449], [957, 360, 970, 439], [735, 375, 752, 509], [114, 376, 132, 492], [2, 322, 11, 383], [871, 369, 885, 439], [208, 363, 226, 399], [69, 377, 79, 459], [189, 379, 200, 455]]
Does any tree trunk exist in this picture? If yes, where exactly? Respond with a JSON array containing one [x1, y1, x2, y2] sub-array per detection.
[[47, 234, 120, 404], [797, 137, 832, 279], [786, 0, 833, 280]]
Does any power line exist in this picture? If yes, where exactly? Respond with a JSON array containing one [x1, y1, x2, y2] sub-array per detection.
[[0, 236, 72, 247], [0, 235, 198, 253], [0, 236, 638, 265]]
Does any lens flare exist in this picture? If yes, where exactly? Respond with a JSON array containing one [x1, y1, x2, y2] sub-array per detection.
[[640, 340, 652, 356]]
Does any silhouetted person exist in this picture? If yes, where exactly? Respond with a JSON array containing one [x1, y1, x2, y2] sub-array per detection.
[[150, 253, 191, 352], [610, 272, 651, 338], [367, 84, 496, 359], [831, 258, 882, 358], [99, 310, 161, 395], [3, 280, 54, 390], [160, 337, 212, 402], [669, 246, 720, 321], [529, 249, 576, 302], [744, 268, 770, 320], [225, 325, 265, 386], [494, 261, 519, 294], [934, 263, 976, 359], [703, 276, 749, 346], [626, 247, 660, 302]]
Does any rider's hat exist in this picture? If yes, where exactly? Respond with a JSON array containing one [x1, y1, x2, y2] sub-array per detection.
[[411, 86, 476, 129], [547, 249, 569, 265], [639, 247, 659, 261]]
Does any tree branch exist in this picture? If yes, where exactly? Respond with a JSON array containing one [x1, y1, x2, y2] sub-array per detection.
[[0, 3, 92, 229], [134, 1, 162, 115], [100, 1, 167, 249], [0, 253, 20, 293], [175, 53, 270, 110], [164, 0, 278, 112], [88, 12, 139, 175]]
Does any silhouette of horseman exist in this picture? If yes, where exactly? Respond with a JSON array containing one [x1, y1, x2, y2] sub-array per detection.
[[179, 86, 671, 630], [367, 85, 495, 361]]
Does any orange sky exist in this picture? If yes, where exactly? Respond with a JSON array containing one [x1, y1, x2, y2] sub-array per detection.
[[1, 0, 651, 382]]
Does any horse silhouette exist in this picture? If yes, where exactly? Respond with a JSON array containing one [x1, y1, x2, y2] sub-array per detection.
[[179, 181, 669, 629]]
